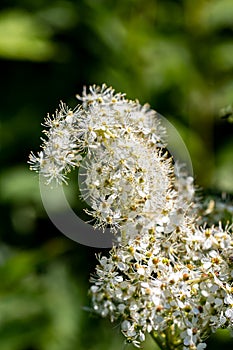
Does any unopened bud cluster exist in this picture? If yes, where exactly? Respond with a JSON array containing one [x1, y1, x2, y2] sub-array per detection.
[[29, 85, 233, 350]]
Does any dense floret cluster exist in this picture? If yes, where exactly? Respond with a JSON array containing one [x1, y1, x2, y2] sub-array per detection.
[[91, 225, 233, 349]]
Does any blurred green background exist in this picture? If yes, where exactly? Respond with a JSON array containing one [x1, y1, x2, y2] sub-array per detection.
[[0, 0, 233, 349]]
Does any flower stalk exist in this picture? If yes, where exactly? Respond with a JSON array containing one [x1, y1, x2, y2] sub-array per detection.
[[151, 327, 184, 350]]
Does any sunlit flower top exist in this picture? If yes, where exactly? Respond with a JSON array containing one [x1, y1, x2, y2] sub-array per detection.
[[29, 84, 196, 242], [29, 84, 166, 184]]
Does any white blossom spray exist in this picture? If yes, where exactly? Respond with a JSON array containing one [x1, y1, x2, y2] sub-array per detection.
[[29, 84, 233, 350]]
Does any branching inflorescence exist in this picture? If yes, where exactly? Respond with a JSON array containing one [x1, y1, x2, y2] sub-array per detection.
[[29, 84, 233, 350]]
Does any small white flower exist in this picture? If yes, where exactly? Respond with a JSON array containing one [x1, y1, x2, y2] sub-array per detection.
[[121, 320, 131, 332], [219, 312, 227, 325], [214, 298, 223, 307], [225, 308, 233, 320], [224, 294, 233, 305]]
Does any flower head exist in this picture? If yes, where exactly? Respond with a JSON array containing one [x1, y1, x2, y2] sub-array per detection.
[[90, 224, 233, 349], [29, 84, 196, 242]]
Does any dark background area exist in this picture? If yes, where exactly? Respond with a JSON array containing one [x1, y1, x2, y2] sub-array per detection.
[[0, 0, 233, 349]]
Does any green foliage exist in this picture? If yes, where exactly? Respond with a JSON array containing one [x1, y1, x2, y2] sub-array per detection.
[[0, 0, 232, 349], [0, 9, 56, 61]]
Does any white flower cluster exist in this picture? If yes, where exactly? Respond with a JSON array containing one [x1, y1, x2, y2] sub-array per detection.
[[29, 103, 83, 184], [29, 84, 233, 349], [29, 84, 193, 239], [91, 225, 233, 349]]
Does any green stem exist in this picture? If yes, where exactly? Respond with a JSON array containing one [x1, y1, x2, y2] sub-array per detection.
[[150, 329, 183, 350], [150, 331, 167, 350]]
